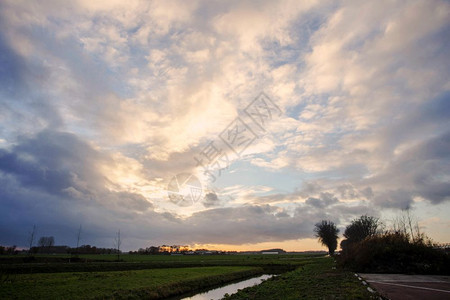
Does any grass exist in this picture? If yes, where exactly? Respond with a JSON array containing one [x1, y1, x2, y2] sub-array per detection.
[[0, 266, 261, 299], [223, 257, 379, 299], [1, 254, 380, 299]]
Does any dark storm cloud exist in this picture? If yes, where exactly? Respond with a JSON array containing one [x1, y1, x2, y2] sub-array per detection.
[[0, 130, 104, 195], [0, 130, 156, 213], [377, 91, 450, 155], [0, 130, 152, 247], [305, 192, 338, 208], [0, 28, 63, 135], [364, 130, 450, 208], [180, 205, 314, 244]]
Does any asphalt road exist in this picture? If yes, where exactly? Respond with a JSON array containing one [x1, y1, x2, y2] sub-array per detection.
[[359, 273, 450, 300]]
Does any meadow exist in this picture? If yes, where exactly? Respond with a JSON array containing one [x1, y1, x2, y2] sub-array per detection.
[[0, 254, 375, 299]]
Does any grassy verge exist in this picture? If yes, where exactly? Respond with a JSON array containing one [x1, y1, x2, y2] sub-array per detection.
[[223, 257, 378, 299], [0, 266, 262, 299]]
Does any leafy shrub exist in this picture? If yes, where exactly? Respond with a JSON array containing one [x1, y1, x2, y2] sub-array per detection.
[[339, 232, 450, 274]]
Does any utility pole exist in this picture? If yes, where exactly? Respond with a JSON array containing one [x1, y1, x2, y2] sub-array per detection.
[[75, 225, 82, 257], [114, 230, 121, 261], [28, 225, 36, 255]]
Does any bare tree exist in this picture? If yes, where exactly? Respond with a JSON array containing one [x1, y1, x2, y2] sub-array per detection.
[[28, 225, 36, 255], [392, 210, 425, 243], [38, 236, 55, 252], [114, 230, 122, 261]]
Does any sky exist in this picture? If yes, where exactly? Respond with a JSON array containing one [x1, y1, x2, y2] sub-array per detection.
[[0, 0, 449, 252]]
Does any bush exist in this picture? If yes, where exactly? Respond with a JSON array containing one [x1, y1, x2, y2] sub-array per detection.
[[342, 215, 381, 245], [339, 232, 450, 274]]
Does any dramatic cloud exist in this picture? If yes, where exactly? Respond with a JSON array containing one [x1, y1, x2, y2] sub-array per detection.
[[0, 0, 449, 250]]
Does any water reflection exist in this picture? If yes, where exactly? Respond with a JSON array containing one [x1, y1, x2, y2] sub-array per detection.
[[181, 274, 273, 300]]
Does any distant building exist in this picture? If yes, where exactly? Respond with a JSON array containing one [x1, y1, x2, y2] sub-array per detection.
[[260, 248, 286, 254]]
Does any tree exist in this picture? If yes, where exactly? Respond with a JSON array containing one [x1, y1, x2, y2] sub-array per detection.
[[314, 220, 339, 255], [38, 236, 55, 251], [343, 215, 381, 244], [149, 246, 159, 255], [2, 245, 17, 255]]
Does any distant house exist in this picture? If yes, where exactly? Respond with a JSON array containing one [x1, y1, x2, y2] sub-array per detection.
[[195, 250, 213, 255], [260, 248, 286, 255]]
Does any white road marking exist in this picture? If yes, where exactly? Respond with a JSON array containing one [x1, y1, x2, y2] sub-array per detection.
[[368, 281, 450, 293]]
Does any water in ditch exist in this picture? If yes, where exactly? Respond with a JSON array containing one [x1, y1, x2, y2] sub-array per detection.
[[180, 274, 274, 300]]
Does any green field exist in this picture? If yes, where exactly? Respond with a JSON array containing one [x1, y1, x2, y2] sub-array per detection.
[[0, 266, 260, 299], [0, 254, 377, 299], [1, 253, 320, 263], [0, 254, 311, 274]]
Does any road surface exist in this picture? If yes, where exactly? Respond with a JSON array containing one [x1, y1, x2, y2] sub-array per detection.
[[360, 273, 450, 300]]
